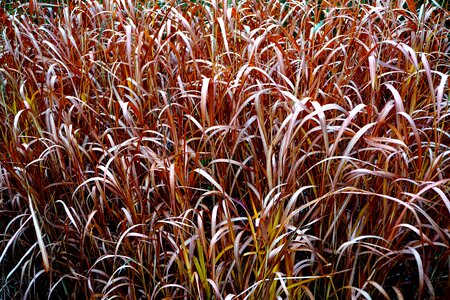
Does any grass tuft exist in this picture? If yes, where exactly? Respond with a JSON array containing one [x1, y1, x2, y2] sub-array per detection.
[[1, 0, 449, 299]]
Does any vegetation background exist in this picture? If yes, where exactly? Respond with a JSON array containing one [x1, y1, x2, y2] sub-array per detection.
[[0, 0, 449, 299]]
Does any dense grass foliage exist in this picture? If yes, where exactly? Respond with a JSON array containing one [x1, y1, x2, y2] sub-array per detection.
[[0, 0, 449, 299]]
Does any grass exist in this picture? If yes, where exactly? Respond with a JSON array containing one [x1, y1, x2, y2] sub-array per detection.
[[0, 0, 449, 299]]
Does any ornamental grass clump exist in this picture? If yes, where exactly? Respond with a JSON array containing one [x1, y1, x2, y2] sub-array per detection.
[[0, 0, 449, 299]]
